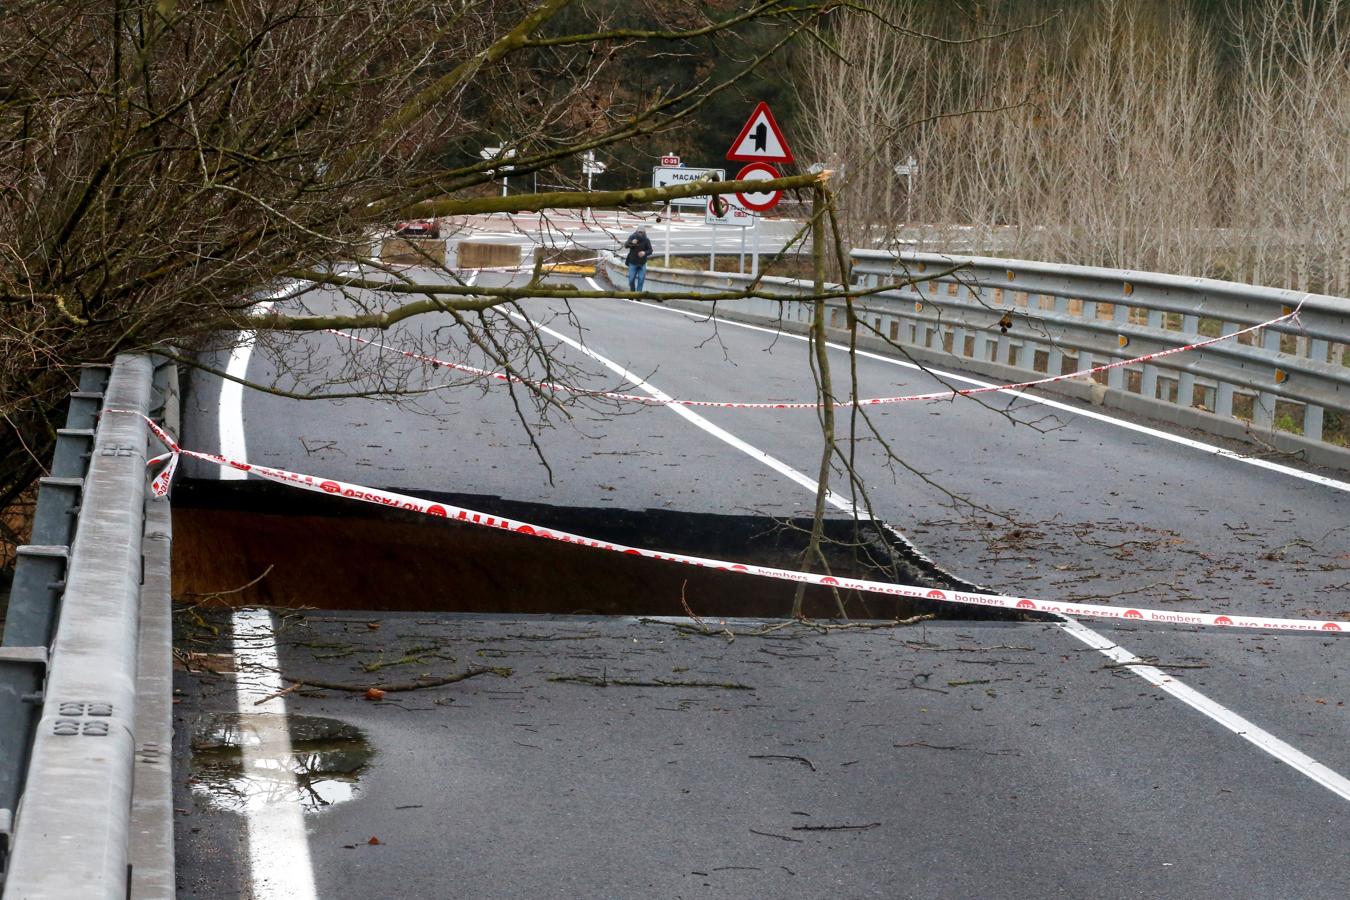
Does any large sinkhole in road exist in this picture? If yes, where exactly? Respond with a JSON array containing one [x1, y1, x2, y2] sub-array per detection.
[[172, 481, 1011, 621]]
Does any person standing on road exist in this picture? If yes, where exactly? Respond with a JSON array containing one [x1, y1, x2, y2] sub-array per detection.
[[624, 224, 653, 292]]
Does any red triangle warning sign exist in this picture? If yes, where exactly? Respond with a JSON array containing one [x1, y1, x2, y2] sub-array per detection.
[[726, 101, 794, 164]]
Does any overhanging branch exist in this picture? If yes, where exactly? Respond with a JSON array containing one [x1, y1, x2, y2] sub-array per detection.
[[409, 171, 828, 218], [255, 264, 964, 332]]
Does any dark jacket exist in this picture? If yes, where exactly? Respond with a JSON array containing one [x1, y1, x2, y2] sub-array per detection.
[[624, 230, 653, 265]]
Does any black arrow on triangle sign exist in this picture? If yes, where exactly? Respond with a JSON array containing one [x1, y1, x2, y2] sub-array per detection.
[[726, 101, 794, 164]]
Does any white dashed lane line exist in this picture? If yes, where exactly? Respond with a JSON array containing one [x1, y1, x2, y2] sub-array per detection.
[[530, 284, 1350, 804]]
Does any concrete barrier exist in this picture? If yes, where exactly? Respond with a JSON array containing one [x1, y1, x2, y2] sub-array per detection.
[[457, 242, 520, 269], [381, 237, 447, 266], [533, 247, 597, 276]]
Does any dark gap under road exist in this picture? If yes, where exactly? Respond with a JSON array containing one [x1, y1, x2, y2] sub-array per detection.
[[171, 481, 1023, 622]]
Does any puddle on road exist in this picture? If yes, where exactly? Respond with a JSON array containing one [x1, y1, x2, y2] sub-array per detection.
[[189, 713, 373, 814]]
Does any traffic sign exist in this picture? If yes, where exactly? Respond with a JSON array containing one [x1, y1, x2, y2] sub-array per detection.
[[893, 155, 918, 176], [652, 165, 724, 208], [706, 196, 754, 227], [660, 154, 681, 166], [479, 145, 516, 172], [726, 101, 794, 164], [582, 151, 606, 176], [733, 162, 782, 211]]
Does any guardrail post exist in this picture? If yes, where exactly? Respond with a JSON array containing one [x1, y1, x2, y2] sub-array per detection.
[[63, 393, 104, 431], [29, 479, 81, 549], [49, 430, 94, 480], [1215, 381, 1235, 418], [1101, 302, 1124, 391], [0, 643, 47, 866], [1304, 404, 1325, 442], [1, 548, 68, 652], [77, 365, 111, 395], [2, 353, 152, 900]]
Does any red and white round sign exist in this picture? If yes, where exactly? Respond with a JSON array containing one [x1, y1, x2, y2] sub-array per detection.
[[734, 162, 782, 211]]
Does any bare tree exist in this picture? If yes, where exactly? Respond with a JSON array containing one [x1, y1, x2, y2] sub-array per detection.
[[0, 0, 845, 538], [1228, 0, 1350, 298], [798, 0, 1348, 300]]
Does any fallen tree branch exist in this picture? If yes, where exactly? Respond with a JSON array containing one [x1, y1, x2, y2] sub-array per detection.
[[750, 754, 816, 772], [1102, 659, 1209, 671], [749, 828, 803, 843], [279, 665, 511, 693], [547, 674, 754, 690]]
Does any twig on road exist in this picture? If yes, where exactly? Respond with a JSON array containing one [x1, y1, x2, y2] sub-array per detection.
[[750, 754, 816, 771], [279, 665, 510, 693], [791, 822, 880, 832]]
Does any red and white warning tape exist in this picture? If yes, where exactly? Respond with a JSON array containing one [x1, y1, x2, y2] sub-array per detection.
[[118, 411, 1345, 634], [329, 302, 1305, 411]]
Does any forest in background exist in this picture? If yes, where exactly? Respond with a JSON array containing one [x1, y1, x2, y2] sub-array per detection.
[[520, 1, 1347, 295], [796, 0, 1350, 295]]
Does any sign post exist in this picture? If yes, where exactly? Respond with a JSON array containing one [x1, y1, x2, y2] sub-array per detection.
[[893, 155, 918, 222], [480, 146, 517, 197], [706, 195, 754, 273], [582, 151, 606, 220], [752, 219, 759, 277], [718, 102, 794, 274], [662, 150, 680, 248], [652, 163, 725, 266]]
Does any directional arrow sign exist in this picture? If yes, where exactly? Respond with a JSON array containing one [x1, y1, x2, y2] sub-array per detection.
[[893, 155, 919, 176], [726, 101, 794, 164], [652, 165, 724, 208]]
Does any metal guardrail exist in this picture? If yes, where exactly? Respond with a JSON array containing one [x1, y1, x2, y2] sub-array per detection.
[[0, 353, 175, 899], [851, 251, 1349, 442], [607, 249, 1350, 470]]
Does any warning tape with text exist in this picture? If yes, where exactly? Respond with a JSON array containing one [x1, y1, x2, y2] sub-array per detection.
[[120, 412, 1345, 635], [329, 301, 1304, 411]]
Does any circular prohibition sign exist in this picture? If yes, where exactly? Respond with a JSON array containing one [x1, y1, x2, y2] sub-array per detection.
[[734, 162, 783, 211]]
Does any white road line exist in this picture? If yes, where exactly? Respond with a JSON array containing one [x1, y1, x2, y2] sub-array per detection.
[[1059, 619, 1350, 802], [218, 318, 268, 479], [218, 283, 306, 480], [631, 296, 1350, 493], [218, 269, 433, 478], [232, 608, 319, 900], [539, 284, 1350, 803], [515, 307, 861, 518]]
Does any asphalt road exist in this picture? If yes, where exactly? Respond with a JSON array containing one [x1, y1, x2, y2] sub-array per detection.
[[172, 240, 1350, 898]]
